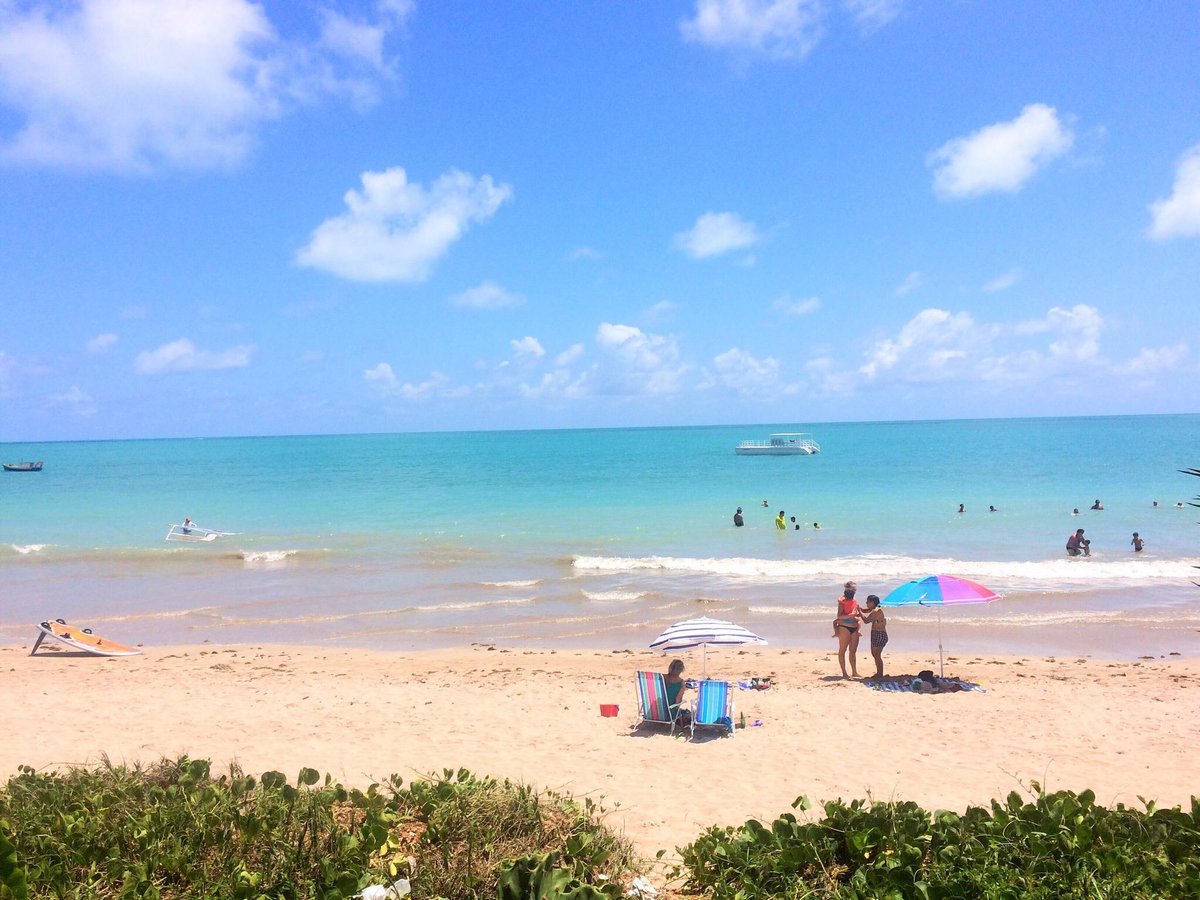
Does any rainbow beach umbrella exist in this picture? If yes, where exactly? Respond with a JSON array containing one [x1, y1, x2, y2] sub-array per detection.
[[880, 575, 1000, 676]]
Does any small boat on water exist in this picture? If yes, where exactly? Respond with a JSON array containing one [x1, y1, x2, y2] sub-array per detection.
[[3, 461, 43, 472], [166, 523, 238, 543], [735, 433, 821, 456]]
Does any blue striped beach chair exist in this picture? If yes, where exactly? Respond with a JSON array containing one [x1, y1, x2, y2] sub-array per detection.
[[690, 679, 734, 739], [634, 670, 681, 735]]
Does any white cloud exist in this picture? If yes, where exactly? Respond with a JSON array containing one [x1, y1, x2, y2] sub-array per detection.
[[363, 362, 399, 389], [297, 167, 513, 283], [710, 347, 787, 393], [894, 270, 923, 296], [555, 343, 585, 367], [449, 281, 525, 310], [569, 246, 601, 261], [859, 308, 976, 381], [510, 336, 545, 359], [844, 0, 905, 32], [772, 293, 820, 316], [595, 322, 690, 395], [86, 332, 118, 353], [928, 104, 1073, 199], [1015, 304, 1103, 362], [680, 0, 824, 60], [0, 0, 409, 172], [134, 338, 253, 374], [518, 367, 592, 401], [982, 268, 1023, 293], [364, 364, 468, 400], [642, 300, 680, 324], [673, 211, 760, 259], [47, 385, 95, 416], [1148, 145, 1200, 240], [1114, 343, 1188, 377], [318, 8, 388, 71]]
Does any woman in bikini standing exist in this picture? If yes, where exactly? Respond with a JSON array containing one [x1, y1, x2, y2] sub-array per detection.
[[833, 580, 861, 679]]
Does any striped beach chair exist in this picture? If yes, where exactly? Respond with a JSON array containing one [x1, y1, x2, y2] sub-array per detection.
[[690, 679, 734, 739], [634, 670, 680, 735]]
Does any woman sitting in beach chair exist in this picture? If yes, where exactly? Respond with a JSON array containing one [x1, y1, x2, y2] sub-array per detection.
[[634, 661, 690, 734]]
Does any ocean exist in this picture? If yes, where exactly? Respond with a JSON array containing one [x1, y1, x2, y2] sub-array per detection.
[[3, 415, 1198, 660]]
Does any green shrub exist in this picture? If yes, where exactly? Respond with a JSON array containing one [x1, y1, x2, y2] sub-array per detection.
[[0, 758, 635, 899], [676, 787, 1200, 899]]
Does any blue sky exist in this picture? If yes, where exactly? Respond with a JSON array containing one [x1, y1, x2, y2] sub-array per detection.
[[1, 0, 1197, 441]]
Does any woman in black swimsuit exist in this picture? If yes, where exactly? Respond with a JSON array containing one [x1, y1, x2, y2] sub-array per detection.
[[833, 581, 861, 679]]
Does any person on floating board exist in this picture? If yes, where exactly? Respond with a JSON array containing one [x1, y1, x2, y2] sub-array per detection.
[[182, 517, 193, 534]]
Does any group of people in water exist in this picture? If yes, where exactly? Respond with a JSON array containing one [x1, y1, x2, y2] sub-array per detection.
[[1063, 498, 1157, 557], [732, 504, 820, 530]]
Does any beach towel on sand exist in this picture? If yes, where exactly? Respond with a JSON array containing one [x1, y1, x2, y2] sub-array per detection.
[[867, 676, 985, 693]]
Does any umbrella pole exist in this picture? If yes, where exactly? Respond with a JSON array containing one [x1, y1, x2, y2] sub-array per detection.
[[937, 608, 944, 678]]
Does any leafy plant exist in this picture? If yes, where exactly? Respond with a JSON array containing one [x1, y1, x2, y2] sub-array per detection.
[[0, 821, 28, 899], [0, 758, 635, 899], [675, 787, 1200, 899]]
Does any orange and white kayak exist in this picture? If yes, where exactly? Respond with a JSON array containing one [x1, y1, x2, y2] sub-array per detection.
[[32, 619, 142, 657]]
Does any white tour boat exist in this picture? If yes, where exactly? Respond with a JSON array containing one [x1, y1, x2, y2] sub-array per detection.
[[734, 433, 821, 456]]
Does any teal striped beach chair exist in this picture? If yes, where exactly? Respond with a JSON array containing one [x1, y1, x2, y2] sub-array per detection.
[[690, 679, 734, 739], [634, 670, 681, 735]]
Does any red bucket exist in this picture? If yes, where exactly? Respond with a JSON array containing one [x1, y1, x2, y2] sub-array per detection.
[[599, 704, 619, 717]]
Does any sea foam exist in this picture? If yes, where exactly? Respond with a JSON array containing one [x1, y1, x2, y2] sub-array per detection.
[[572, 554, 1198, 587]]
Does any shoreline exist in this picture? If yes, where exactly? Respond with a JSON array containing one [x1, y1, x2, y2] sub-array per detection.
[[5, 641, 1197, 863]]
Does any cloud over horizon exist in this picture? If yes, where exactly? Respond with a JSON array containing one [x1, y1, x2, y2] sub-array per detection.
[[134, 338, 254, 374], [297, 166, 513, 283]]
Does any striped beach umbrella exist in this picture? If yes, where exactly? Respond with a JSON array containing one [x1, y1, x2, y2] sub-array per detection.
[[881, 574, 1001, 676], [649, 616, 766, 677]]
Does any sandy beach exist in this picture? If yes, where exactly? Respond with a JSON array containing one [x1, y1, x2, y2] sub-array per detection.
[[4, 640, 1198, 867]]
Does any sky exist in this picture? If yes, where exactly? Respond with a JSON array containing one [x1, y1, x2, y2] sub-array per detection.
[[1, 0, 1198, 441]]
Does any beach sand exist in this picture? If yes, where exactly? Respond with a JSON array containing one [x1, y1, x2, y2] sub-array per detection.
[[4, 641, 1197, 869]]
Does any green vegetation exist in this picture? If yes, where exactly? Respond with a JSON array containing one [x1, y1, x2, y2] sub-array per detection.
[[0, 757, 634, 899], [4, 760, 1199, 899], [674, 786, 1200, 899]]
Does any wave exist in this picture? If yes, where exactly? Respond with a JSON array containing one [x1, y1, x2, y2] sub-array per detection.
[[239, 549, 302, 566], [9, 544, 48, 555], [581, 590, 648, 602], [572, 554, 1200, 586], [483, 579, 542, 588], [414, 596, 535, 613]]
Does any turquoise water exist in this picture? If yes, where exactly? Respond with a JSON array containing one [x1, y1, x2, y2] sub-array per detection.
[[3, 416, 1198, 658]]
